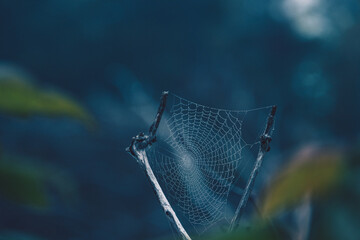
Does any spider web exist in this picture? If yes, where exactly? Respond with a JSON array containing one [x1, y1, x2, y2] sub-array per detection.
[[147, 92, 273, 233]]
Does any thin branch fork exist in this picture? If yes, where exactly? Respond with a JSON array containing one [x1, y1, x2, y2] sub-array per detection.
[[126, 91, 191, 240], [229, 105, 277, 232]]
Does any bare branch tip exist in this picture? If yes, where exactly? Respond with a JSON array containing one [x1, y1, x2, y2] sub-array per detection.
[[271, 105, 277, 116]]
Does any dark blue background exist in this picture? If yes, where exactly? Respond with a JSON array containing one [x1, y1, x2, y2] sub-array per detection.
[[0, 0, 359, 239]]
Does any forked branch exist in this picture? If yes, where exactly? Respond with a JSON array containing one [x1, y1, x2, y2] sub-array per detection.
[[229, 105, 277, 232], [126, 91, 191, 240]]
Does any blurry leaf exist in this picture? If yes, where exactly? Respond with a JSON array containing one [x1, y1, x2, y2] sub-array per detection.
[[261, 149, 345, 217], [0, 78, 94, 126], [0, 158, 48, 208], [0, 154, 78, 209], [308, 146, 360, 240]]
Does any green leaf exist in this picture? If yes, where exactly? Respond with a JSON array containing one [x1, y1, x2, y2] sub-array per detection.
[[0, 78, 94, 126], [0, 157, 48, 208], [0, 154, 78, 209], [261, 149, 346, 217]]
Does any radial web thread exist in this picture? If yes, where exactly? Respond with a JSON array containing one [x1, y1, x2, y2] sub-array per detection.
[[147, 93, 273, 233]]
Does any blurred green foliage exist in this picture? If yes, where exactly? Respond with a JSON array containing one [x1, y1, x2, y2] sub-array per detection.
[[261, 150, 345, 217], [0, 156, 48, 208], [0, 154, 78, 209], [0, 66, 91, 239], [0, 67, 88, 209], [0, 77, 94, 127]]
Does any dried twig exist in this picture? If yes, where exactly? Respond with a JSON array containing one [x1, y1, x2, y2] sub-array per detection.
[[229, 105, 277, 232], [126, 91, 191, 240]]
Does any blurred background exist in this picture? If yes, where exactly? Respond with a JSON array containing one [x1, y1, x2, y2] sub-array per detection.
[[0, 0, 359, 239]]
